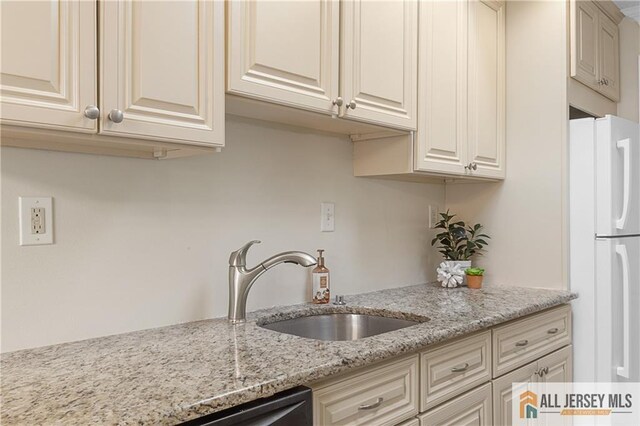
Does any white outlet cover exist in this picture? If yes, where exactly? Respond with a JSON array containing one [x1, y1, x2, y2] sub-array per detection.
[[321, 202, 335, 232], [19, 196, 53, 246]]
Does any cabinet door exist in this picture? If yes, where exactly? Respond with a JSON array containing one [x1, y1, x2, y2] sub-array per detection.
[[341, 0, 417, 130], [537, 347, 573, 426], [419, 383, 492, 426], [100, 0, 224, 147], [0, 0, 97, 132], [597, 12, 620, 101], [492, 362, 538, 426], [571, 0, 599, 90], [414, 0, 467, 174], [467, 0, 505, 179], [539, 346, 572, 383], [227, 0, 339, 115]]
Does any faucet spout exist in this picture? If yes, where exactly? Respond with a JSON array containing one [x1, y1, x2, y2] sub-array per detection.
[[261, 251, 317, 270], [227, 242, 317, 323]]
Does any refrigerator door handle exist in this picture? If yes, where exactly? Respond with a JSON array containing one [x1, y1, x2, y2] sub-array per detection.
[[615, 138, 631, 230], [616, 243, 631, 379]]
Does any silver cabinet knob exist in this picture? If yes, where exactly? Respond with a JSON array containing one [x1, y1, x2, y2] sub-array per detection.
[[465, 162, 478, 171], [332, 97, 343, 107], [83, 105, 100, 120], [108, 109, 124, 123], [346, 100, 357, 110]]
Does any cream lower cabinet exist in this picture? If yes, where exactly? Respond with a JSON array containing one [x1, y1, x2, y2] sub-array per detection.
[[312, 355, 419, 426], [418, 383, 492, 426], [311, 306, 572, 426], [353, 0, 505, 181], [227, 0, 417, 132], [492, 346, 572, 426], [1, 0, 224, 158]]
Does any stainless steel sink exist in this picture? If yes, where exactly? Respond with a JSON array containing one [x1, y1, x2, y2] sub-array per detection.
[[259, 313, 421, 341]]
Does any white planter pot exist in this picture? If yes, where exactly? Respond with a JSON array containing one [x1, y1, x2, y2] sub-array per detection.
[[440, 260, 471, 286]]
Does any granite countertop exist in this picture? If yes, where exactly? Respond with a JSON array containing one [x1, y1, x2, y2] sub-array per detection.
[[1, 283, 576, 425]]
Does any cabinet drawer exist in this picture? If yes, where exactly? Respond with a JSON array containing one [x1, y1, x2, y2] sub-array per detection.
[[492, 305, 571, 377], [312, 355, 419, 426], [418, 383, 493, 426], [420, 331, 491, 411]]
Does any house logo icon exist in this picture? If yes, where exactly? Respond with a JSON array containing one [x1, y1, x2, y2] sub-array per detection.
[[520, 390, 538, 419]]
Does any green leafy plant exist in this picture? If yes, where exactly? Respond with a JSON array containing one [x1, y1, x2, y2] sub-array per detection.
[[465, 267, 485, 276], [430, 210, 490, 260]]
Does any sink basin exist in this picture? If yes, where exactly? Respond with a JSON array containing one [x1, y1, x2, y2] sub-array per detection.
[[259, 313, 421, 341]]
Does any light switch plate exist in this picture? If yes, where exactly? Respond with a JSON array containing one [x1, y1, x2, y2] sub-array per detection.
[[321, 202, 335, 232], [19, 197, 53, 245]]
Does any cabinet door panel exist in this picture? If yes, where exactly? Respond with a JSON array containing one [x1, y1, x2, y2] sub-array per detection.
[[0, 0, 96, 132], [341, 0, 417, 130], [571, 1, 599, 89], [415, 0, 467, 174], [468, 0, 505, 179], [227, 0, 339, 114], [419, 383, 492, 426], [100, 0, 224, 146], [540, 346, 572, 383], [492, 362, 538, 426], [598, 12, 620, 101]]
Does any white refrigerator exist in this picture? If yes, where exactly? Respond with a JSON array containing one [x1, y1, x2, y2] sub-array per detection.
[[570, 115, 640, 383]]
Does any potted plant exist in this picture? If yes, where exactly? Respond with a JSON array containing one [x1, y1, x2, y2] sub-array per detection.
[[431, 210, 490, 285], [465, 267, 485, 289]]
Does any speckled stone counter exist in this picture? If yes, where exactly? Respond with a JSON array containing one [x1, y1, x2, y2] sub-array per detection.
[[1, 283, 576, 425]]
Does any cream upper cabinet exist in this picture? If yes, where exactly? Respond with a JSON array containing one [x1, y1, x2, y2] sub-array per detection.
[[571, 1, 599, 90], [227, 0, 340, 115], [415, 0, 468, 175], [1, 0, 224, 158], [467, 0, 505, 179], [100, 0, 224, 147], [355, 0, 505, 181], [227, 0, 417, 131], [570, 0, 621, 101], [0, 0, 97, 132], [340, 0, 417, 130], [416, 0, 505, 178], [597, 12, 620, 101]]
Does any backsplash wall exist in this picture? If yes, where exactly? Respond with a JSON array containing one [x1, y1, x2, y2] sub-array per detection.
[[1, 117, 444, 352]]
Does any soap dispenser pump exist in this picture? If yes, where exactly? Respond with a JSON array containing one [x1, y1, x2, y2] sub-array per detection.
[[312, 249, 330, 304]]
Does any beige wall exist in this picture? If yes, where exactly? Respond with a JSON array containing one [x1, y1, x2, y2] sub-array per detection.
[[445, 1, 569, 290], [0, 117, 444, 352], [617, 17, 640, 121]]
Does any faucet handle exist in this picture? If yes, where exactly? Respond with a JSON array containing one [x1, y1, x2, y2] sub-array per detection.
[[229, 240, 261, 266]]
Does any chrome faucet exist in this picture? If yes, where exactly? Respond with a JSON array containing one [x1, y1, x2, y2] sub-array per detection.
[[228, 240, 317, 323]]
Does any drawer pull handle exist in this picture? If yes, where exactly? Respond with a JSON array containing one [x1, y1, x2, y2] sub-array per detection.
[[547, 328, 559, 334], [451, 363, 469, 373], [358, 397, 383, 410], [515, 339, 529, 347]]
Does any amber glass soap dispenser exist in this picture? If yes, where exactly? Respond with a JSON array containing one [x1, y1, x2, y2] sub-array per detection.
[[312, 249, 330, 304]]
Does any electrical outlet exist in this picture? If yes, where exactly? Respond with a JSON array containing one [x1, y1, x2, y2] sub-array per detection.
[[19, 197, 53, 245], [31, 207, 45, 234], [429, 205, 440, 228], [321, 202, 335, 232]]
